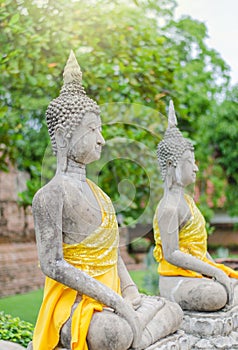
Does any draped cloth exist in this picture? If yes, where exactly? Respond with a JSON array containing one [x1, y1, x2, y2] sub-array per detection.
[[33, 179, 121, 350], [153, 194, 238, 279]]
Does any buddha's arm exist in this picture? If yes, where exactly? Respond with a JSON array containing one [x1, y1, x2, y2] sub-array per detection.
[[117, 252, 141, 309], [206, 251, 215, 262], [32, 189, 142, 347], [158, 207, 233, 303]]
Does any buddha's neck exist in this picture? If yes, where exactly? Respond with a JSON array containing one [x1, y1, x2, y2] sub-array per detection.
[[66, 158, 86, 181], [164, 182, 185, 196]]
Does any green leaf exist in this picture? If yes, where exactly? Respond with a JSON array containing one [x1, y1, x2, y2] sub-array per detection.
[[9, 13, 20, 25]]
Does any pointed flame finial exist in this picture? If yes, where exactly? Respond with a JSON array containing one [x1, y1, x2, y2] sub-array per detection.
[[168, 100, 177, 128], [63, 50, 82, 85]]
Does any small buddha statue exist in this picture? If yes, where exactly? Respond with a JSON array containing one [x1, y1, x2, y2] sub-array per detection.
[[153, 100, 238, 312], [28, 52, 183, 350]]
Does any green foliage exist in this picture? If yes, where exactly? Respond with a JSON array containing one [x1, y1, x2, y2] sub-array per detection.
[[1, 0, 175, 216], [0, 0, 236, 224], [216, 247, 229, 259], [171, 16, 230, 131], [196, 85, 238, 216], [0, 311, 34, 347], [129, 269, 147, 292], [142, 246, 159, 295], [212, 87, 238, 216], [131, 237, 151, 252]]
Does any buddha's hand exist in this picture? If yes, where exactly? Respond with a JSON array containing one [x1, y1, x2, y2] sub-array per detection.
[[214, 269, 234, 305], [115, 298, 142, 349], [122, 284, 142, 310]]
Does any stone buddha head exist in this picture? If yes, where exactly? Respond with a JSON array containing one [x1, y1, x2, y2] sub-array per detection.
[[45, 51, 105, 172], [157, 100, 198, 188]]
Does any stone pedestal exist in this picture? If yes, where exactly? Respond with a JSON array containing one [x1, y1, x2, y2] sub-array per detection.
[[144, 330, 188, 350], [181, 305, 238, 349], [55, 331, 188, 350]]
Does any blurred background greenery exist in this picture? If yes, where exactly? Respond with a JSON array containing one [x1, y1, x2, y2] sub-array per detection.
[[1, 2, 238, 346], [1, 0, 238, 224]]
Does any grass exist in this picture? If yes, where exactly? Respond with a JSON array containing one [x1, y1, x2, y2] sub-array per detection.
[[0, 270, 147, 325], [129, 269, 147, 291], [0, 289, 43, 324]]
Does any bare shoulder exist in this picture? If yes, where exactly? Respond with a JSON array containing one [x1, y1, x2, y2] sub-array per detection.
[[32, 175, 66, 213], [157, 195, 180, 222]]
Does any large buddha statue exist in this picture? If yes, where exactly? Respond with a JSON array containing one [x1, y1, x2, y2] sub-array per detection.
[[27, 52, 183, 350], [153, 101, 238, 312]]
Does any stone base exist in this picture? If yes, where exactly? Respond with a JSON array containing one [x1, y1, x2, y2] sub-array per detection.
[[55, 331, 188, 350], [141, 330, 188, 350], [181, 305, 238, 349]]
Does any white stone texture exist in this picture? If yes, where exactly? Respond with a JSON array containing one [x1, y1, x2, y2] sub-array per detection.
[[181, 306, 238, 349], [141, 331, 189, 350], [0, 340, 25, 350]]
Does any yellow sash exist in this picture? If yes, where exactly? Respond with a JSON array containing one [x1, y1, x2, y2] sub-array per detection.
[[33, 179, 120, 350], [153, 194, 238, 279]]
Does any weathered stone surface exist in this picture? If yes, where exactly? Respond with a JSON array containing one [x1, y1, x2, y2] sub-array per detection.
[[32, 332, 189, 350], [194, 339, 214, 349], [144, 330, 188, 350], [181, 306, 238, 349], [29, 52, 183, 350], [182, 309, 233, 337], [0, 340, 25, 350]]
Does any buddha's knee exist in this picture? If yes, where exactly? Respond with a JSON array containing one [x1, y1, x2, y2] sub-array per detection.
[[59, 316, 71, 349], [233, 283, 238, 305], [26, 341, 33, 350], [203, 282, 227, 311], [87, 311, 133, 350], [177, 280, 227, 311], [164, 299, 183, 330]]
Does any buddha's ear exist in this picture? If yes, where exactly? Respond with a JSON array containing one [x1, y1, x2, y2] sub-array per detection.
[[166, 159, 173, 168], [55, 125, 68, 149], [166, 159, 174, 174], [166, 159, 175, 189]]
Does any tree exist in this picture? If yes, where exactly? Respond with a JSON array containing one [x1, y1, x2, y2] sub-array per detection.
[[166, 16, 230, 131], [196, 85, 238, 217], [0, 0, 234, 223]]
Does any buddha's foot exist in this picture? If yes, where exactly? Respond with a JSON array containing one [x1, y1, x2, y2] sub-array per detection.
[[131, 330, 189, 350], [134, 297, 183, 349]]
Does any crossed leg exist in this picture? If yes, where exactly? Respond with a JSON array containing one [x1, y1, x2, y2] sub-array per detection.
[[159, 275, 227, 311], [60, 295, 182, 350]]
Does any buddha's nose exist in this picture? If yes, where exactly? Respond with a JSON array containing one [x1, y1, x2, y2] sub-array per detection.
[[97, 132, 105, 146], [194, 163, 199, 172]]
